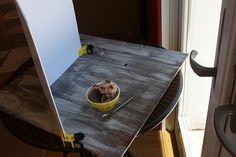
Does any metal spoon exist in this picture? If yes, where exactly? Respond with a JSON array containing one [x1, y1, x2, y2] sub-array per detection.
[[101, 97, 133, 121]]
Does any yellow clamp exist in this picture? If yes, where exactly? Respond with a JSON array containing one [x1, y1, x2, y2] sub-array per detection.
[[61, 131, 84, 148], [79, 44, 94, 56]]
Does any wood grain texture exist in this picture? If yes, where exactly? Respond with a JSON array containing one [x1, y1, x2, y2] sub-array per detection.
[[0, 35, 186, 157], [0, 67, 60, 134], [50, 35, 187, 157]]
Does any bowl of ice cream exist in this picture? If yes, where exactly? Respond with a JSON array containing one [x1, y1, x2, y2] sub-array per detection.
[[86, 80, 120, 112]]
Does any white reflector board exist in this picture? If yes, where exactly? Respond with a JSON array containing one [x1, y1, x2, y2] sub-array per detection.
[[15, 0, 81, 135]]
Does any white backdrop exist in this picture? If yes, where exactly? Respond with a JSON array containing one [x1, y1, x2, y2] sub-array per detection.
[[15, 0, 81, 136], [16, 0, 81, 85]]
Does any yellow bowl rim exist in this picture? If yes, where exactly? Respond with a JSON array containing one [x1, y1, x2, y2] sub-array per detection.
[[86, 83, 120, 105]]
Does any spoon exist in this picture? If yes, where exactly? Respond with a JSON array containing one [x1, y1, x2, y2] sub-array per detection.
[[101, 97, 133, 121]]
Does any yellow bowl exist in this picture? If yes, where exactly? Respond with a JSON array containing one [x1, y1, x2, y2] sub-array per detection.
[[86, 84, 120, 112]]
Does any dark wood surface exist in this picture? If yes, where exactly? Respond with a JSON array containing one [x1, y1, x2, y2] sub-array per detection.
[[0, 67, 60, 134], [50, 35, 187, 157], [0, 35, 187, 157]]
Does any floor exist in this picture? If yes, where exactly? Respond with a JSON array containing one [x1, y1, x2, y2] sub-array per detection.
[[0, 121, 44, 157], [45, 129, 179, 157]]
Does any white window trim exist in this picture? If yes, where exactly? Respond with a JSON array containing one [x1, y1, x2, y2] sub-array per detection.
[[162, 0, 191, 156]]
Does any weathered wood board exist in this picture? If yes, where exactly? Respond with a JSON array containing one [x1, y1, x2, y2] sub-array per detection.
[[0, 67, 59, 134], [50, 35, 187, 157], [0, 34, 187, 157]]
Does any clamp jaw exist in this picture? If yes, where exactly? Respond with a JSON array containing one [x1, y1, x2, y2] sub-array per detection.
[[79, 44, 94, 56], [61, 132, 84, 148]]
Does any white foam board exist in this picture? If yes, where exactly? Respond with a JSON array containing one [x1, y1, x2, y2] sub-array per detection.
[[15, 0, 81, 136]]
